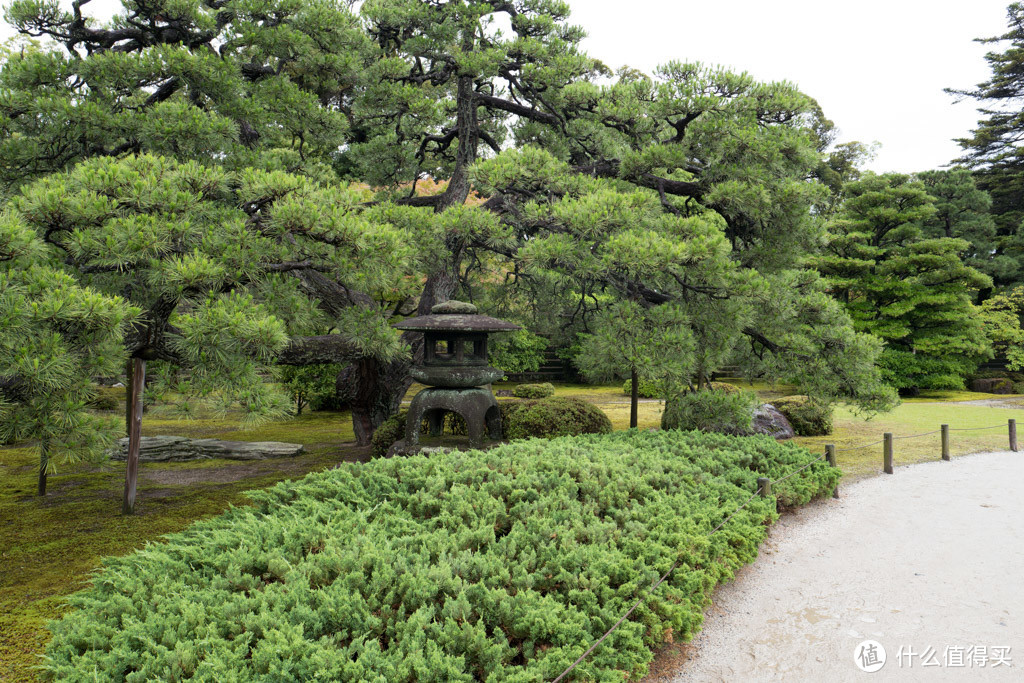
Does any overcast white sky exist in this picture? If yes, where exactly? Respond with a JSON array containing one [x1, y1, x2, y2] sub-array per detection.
[[570, 0, 1011, 173], [0, 0, 1012, 173]]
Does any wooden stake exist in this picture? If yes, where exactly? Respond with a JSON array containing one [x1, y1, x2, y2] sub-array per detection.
[[122, 357, 145, 515], [883, 432, 894, 474], [757, 477, 771, 498], [825, 444, 838, 498], [1010, 419, 1018, 453], [941, 424, 950, 461]]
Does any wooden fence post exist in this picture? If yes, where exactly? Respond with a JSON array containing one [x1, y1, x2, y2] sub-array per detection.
[[941, 424, 950, 461], [757, 477, 771, 498], [883, 433, 894, 474], [1010, 419, 1018, 453], [826, 444, 838, 498]]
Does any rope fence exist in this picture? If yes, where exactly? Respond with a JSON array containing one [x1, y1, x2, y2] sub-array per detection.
[[551, 417, 1021, 682]]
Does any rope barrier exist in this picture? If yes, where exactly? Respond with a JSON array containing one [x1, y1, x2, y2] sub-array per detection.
[[948, 424, 1005, 432], [552, 454, 826, 682], [892, 430, 941, 440], [835, 440, 884, 453]]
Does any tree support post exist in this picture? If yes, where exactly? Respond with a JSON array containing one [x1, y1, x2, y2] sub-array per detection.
[[941, 424, 950, 461], [123, 357, 146, 515], [883, 433, 894, 474], [629, 369, 639, 429], [37, 438, 50, 496], [1010, 419, 1018, 453], [825, 444, 838, 498]]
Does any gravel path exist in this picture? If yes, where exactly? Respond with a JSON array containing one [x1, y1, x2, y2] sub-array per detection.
[[661, 451, 1024, 682]]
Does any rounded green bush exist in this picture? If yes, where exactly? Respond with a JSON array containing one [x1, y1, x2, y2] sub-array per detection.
[[370, 410, 470, 457], [770, 396, 833, 436], [370, 409, 408, 458], [502, 397, 612, 440], [512, 382, 555, 399], [661, 388, 759, 435], [621, 378, 661, 398], [707, 381, 739, 394]]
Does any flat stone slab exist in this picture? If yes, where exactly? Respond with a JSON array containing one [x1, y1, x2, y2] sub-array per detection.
[[110, 436, 304, 462]]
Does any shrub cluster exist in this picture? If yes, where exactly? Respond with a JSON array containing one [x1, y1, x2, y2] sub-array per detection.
[[512, 382, 556, 399], [661, 388, 760, 435], [771, 396, 833, 436], [43, 430, 839, 681]]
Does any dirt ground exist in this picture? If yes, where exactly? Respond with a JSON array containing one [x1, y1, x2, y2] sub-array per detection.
[[647, 451, 1024, 682]]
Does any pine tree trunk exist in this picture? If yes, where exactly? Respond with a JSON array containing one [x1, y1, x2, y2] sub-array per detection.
[[346, 66, 479, 444], [630, 369, 639, 429], [122, 357, 145, 515], [37, 438, 49, 496]]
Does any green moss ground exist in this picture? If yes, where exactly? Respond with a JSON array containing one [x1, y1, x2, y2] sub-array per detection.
[[3, 383, 1021, 680]]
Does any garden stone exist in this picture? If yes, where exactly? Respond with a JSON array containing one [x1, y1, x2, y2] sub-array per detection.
[[111, 436, 304, 462], [752, 403, 796, 439]]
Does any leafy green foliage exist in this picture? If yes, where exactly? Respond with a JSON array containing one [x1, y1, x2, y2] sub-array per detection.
[[489, 329, 550, 376], [978, 286, 1024, 371], [42, 430, 839, 680], [502, 397, 612, 440], [278, 364, 346, 415], [511, 383, 555, 399], [661, 389, 760, 436], [770, 396, 833, 436]]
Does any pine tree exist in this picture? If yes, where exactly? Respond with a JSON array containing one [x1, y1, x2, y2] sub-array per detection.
[[815, 174, 992, 393], [917, 168, 1018, 299], [9, 154, 413, 511], [0, 212, 138, 495], [948, 3, 1024, 285]]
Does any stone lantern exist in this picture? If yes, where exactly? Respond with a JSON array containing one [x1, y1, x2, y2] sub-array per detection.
[[392, 301, 520, 451]]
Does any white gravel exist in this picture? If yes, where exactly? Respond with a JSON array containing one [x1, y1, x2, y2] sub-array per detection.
[[662, 451, 1024, 682]]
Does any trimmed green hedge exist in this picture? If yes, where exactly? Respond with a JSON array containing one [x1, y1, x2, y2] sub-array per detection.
[[43, 431, 838, 681], [501, 397, 611, 440], [512, 382, 556, 399], [621, 378, 661, 398]]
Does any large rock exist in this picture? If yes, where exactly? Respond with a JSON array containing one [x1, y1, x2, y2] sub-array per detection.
[[110, 436, 304, 462], [971, 377, 1015, 394], [751, 403, 796, 439]]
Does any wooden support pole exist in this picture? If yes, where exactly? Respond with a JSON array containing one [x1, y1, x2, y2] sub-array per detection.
[[941, 424, 950, 461], [1010, 419, 1018, 453], [883, 432, 894, 474], [757, 477, 771, 498], [825, 444, 838, 498], [122, 357, 145, 515]]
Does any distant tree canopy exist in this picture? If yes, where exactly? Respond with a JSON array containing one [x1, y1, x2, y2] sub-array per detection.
[[815, 174, 992, 393]]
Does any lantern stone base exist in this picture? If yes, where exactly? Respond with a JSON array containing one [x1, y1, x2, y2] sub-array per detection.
[[402, 386, 502, 452]]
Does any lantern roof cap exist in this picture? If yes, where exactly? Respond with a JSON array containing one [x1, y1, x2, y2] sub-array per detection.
[[392, 300, 521, 333]]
